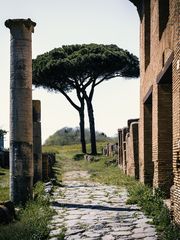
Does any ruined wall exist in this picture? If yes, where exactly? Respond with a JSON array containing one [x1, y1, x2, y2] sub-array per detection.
[[122, 128, 128, 174], [118, 120, 139, 178], [172, 1, 180, 224], [118, 129, 123, 166], [137, 0, 178, 196], [131, 0, 179, 223], [126, 122, 139, 179]]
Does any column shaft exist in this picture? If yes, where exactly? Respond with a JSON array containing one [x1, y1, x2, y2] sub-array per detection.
[[5, 19, 36, 204]]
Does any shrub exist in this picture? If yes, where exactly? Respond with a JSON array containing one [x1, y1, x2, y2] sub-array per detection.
[[0, 182, 54, 240]]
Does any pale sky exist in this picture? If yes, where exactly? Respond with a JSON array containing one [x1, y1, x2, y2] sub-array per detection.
[[0, 0, 140, 145]]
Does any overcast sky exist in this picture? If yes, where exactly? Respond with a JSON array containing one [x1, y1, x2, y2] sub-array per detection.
[[0, 0, 140, 145]]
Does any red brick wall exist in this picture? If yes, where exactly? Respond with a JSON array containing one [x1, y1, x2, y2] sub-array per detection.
[[172, 8, 180, 223], [126, 122, 139, 179], [132, 0, 179, 222], [118, 129, 123, 166]]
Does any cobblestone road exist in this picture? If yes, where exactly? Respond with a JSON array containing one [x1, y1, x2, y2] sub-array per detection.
[[49, 171, 158, 240]]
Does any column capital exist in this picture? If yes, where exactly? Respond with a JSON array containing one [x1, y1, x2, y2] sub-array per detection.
[[5, 18, 36, 32]]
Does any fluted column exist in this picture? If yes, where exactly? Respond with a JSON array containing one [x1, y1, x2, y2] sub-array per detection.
[[5, 18, 36, 204], [33, 100, 42, 184]]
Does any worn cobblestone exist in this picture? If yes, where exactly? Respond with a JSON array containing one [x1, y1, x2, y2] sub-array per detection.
[[48, 171, 157, 239]]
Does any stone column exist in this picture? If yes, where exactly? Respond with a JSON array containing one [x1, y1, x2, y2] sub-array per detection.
[[5, 19, 36, 204], [33, 100, 42, 184]]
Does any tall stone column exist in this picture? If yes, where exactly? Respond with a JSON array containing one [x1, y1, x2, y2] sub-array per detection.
[[33, 100, 42, 184], [5, 19, 36, 204]]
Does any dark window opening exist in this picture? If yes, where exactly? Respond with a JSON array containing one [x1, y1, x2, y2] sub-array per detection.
[[144, 0, 151, 70], [159, 0, 169, 39], [144, 92, 153, 186]]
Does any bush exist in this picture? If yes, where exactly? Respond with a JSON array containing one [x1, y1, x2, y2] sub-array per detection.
[[0, 182, 54, 240], [73, 153, 85, 161], [127, 184, 180, 240]]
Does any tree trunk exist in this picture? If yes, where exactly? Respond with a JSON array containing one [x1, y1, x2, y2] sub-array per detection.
[[79, 108, 87, 154], [86, 99, 97, 155], [59, 89, 87, 154]]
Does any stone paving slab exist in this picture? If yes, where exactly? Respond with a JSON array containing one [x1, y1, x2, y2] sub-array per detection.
[[49, 171, 158, 240]]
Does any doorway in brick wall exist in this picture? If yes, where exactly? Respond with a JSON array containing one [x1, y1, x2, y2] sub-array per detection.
[[144, 92, 153, 186], [156, 63, 173, 197]]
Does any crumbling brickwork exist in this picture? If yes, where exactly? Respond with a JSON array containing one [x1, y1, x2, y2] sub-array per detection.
[[172, 8, 180, 224], [118, 120, 139, 179], [122, 127, 128, 174], [130, 0, 179, 224], [118, 129, 123, 166], [126, 122, 139, 179]]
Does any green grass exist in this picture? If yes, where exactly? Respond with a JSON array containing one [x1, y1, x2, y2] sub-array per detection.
[[0, 167, 9, 202], [1, 143, 179, 240], [0, 182, 54, 240], [44, 143, 180, 240]]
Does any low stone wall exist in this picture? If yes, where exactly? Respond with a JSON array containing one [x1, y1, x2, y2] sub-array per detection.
[[0, 149, 56, 183], [102, 143, 118, 157], [42, 153, 56, 181]]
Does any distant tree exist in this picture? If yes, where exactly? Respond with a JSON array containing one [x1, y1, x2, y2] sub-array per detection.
[[44, 127, 111, 146], [0, 129, 7, 135], [33, 44, 139, 154]]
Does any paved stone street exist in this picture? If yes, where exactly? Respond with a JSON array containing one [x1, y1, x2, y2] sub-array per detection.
[[49, 171, 158, 240]]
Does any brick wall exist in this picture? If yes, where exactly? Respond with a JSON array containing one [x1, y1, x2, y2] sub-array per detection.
[[118, 129, 123, 166], [126, 122, 139, 179], [122, 127, 128, 174], [172, 5, 180, 223], [118, 120, 139, 178], [130, 0, 179, 223]]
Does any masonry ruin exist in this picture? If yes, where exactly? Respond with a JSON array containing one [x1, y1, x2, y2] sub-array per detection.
[[2, 0, 179, 228], [118, 119, 139, 179], [125, 0, 180, 225], [3, 18, 57, 206], [33, 100, 42, 183], [5, 19, 36, 204]]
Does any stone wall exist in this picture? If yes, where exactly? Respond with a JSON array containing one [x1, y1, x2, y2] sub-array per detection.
[[122, 127, 128, 174], [102, 143, 118, 157], [42, 153, 56, 181], [172, 5, 180, 224], [118, 119, 139, 179], [126, 122, 139, 179]]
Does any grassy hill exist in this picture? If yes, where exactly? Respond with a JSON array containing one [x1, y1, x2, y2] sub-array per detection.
[[44, 127, 116, 146]]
